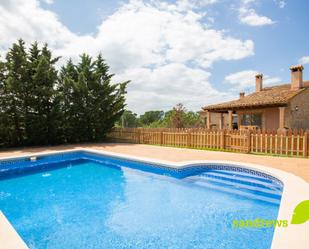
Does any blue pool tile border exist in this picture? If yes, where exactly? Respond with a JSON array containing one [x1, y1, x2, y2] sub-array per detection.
[[0, 150, 284, 188], [81, 151, 283, 187]]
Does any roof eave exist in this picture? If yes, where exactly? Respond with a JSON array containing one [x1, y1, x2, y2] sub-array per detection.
[[203, 103, 289, 112]]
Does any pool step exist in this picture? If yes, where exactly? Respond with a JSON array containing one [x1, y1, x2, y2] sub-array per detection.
[[185, 171, 282, 205], [199, 171, 282, 191], [192, 177, 282, 198], [204, 169, 273, 183], [190, 180, 281, 205]]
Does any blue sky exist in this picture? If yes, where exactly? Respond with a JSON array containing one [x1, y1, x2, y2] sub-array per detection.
[[0, 0, 308, 113]]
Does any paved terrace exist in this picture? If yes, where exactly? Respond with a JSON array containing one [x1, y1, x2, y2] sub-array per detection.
[[0, 143, 308, 182]]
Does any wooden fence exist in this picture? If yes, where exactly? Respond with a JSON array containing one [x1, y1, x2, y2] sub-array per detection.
[[107, 128, 309, 157]]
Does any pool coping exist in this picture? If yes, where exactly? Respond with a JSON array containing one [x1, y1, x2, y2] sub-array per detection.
[[0, 148, 308, 249], [0, 211, 29, 249]]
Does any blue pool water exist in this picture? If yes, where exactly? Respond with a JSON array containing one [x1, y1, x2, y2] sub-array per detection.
[[0, 152, 282, 249]]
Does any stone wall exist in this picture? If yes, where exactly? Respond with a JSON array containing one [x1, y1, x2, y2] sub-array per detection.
[[285, 89, 309, 129]]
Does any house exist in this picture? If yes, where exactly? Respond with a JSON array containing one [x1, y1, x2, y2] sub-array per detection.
[[198, 112, 229, 129], [201, 65, 309, 131]]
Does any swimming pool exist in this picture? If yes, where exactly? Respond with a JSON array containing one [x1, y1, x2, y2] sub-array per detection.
[[0, 151, 283, 249]]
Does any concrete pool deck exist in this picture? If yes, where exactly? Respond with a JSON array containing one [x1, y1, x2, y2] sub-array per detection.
[[0, 143, 308, 249]]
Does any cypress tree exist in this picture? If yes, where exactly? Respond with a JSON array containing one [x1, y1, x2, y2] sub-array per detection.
[[25, 42, 41, 144], [58, 54, 128, 143], [26, 43, 60, 145], [58, 59, 78, 143], [92, 54, 128, 140], [0, 40, 128, 147], [2, 40, 29, 146], [75, 54, 94, 141], [0, 57, 7, 146]]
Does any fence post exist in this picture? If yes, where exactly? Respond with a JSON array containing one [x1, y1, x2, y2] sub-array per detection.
[[246, 130, 252, 153], [138, 129, 141, 144], [160, 131, 163, 146], [187, 132, 191, 148], [220, 130, 225, 150], [304, 132, 308, 157]]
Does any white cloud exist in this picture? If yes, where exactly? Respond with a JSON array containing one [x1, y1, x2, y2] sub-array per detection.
[[0, 0, 254, 113], [43, 0, 54, 4], [114, 63, 233, 112], [241, 0, 255, 4], [275, 0, 286, 8], [0, 0, 89, 57], [239, 8, 275, 26], [155, 0, 218, 12], [225, 70, 281, 91], [238, 1, 275, 26], [299, 56, 309, 65], [93, 0, 254, 72]]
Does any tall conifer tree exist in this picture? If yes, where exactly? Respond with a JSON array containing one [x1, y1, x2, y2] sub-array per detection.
[[2, 39, 29, 146], [0, 40, 128, 147]]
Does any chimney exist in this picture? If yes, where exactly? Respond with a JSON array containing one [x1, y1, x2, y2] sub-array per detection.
[[255, 73, 263, 92], [239, 92, 245, 99], [290, 65, 304, 90]]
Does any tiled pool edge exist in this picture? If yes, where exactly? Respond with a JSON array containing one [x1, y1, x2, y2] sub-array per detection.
[[0, 150, 284, 187], [0, 148, 308, 249]]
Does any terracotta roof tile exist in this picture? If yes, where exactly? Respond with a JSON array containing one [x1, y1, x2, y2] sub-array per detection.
[[203, 84, 307, 111]]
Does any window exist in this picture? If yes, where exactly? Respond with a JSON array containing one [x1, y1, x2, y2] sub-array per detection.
[[241, 113, 262, 127]]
